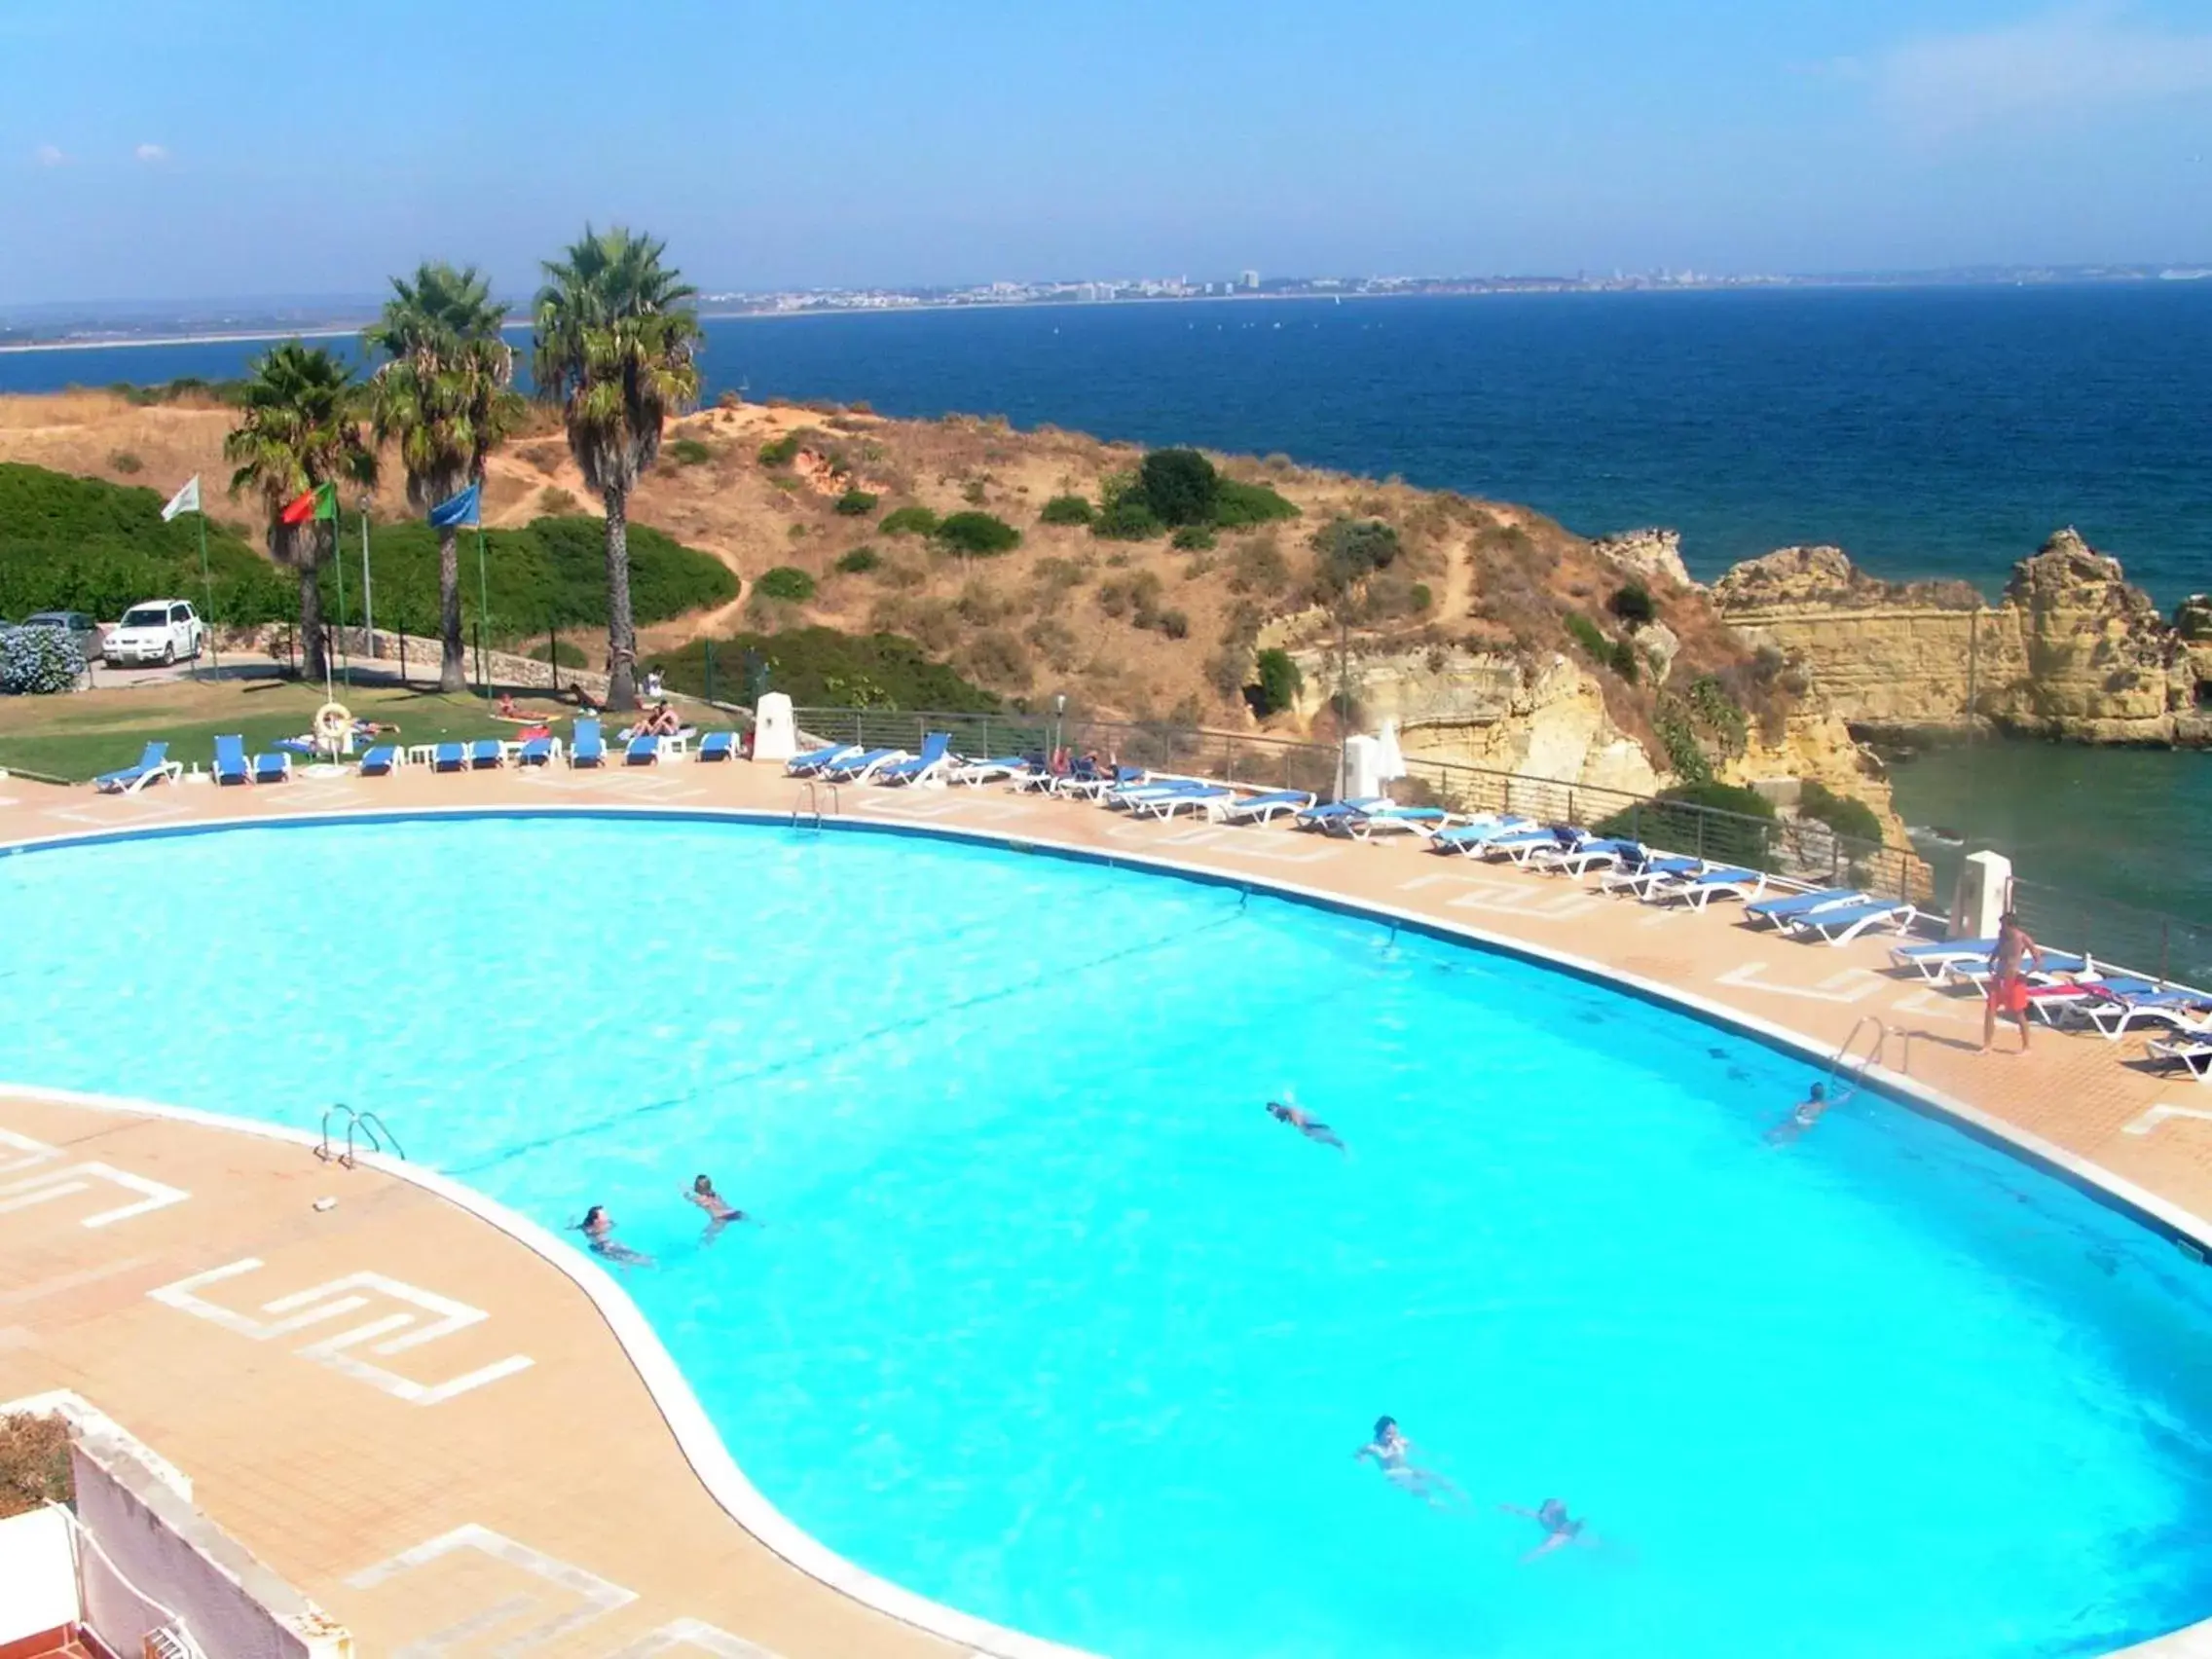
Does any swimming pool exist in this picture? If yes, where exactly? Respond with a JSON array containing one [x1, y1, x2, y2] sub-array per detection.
[[4, 813, 2210, 1658]]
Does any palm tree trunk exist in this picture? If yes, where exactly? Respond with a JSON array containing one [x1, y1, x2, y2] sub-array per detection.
[[603, 486, 638, 711], [437, 525, 465, 691], [296, 524, 328, 684]]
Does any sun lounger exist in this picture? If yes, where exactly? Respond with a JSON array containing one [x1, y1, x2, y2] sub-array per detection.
[[696, 731, 739, 762], [1943, 951, 2090, 991], [2148, 1037, 2212, 1082], [1599, 853, 1701, 896], [93, 741, 179, 795], [2071, 989, 2212, 1042], [1330, 804, 1451, 841], [1221, 790, 1314, 825], [212, 734, 251, 787], [624, 733, 660, 766], [1107, 778, 1208, 808], [251, 750, 290, 784], [1529, 835, 1641, 876], [878, 733, 956, 787], [950, 756, 1033, 786], [274, 737, 317, 760], [821, 746, 905, 783], [1888, 937, 1996, 982], [468, 738, 504, 769], [1057, 765, 1147, 800], [1427, 815, 1537, 855], [1746, 888, 1865, 929], [1787, 901, 1918, 946], [430, 742, 467, 774], [787, 742, 857, 777], [2019, 976, 2158, 1026], [357, 744, 399, 778], [517, 735, 556, 766], [1295, 796, 1387, 830], [1131, 785, 1235, 820], [571, 719, 605, 768], [1645, 866, 1768, 910], [1483, 826, 1592, 867]]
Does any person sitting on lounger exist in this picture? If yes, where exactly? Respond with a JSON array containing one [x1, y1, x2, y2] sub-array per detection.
[[1502, 1498, 1593, 1562], [1355, 1417, 1461, 1508], [1765, 1083, 1829, 1146], [1268, 1098, 1346, 1152], [1980, 911, 2046, 1056], [572, 686, 603, 714], [574, 1204, 652, 1268], [684, 1174, 750, 1238]]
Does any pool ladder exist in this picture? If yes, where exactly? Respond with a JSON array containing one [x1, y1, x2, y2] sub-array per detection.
[[316, 1104, 407, 1168], [791, 779, 840, 832], [1828, 1016, 1917, 1096]]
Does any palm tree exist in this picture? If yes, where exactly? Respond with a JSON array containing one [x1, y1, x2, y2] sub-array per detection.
[[364, 262, 525, 691], [532, 227, 701, 711], [223, 343, 375, 684]]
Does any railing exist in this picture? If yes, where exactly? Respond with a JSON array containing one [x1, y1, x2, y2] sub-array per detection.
[[791, 779, 839, 830], [316, 1104, 406, 1168], [60, 1502, 206, 1659], [2006, 877, 2212, 995], [792, 706, 1930, 902]]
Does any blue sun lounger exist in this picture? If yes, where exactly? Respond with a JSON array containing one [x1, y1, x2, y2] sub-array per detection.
[[94, 741, 178, 794], [431, 742, 467, 773], [1746, 888, 1865, 929], [1888, 937, 1995, 980], [1645, 866, 1766, 909], [1294, 796, 1385, 830], [358, 744, 399, 777], [1788, 900, 1918, 946], [212, 734, 251, 787], [1528, 835, 1641, 874], [878, 732, 953, 787], [469, 738, 503, 769], [1600, 852, 1700, 896], [1131, 785, 1235, 820], [625, 733, 660, 766], [1427, 815, 1537, 855], [571, 719, 605, 768], [787, 743, 857, 777], [517, 735, 555, 766], [1331, 803, 1451, 841], [952, 756, 1034, 786], [251, 750, 290, 784], [1221, 790, 1314, 825], [697, 730, 738, 762], [822, 747, 903, 782]]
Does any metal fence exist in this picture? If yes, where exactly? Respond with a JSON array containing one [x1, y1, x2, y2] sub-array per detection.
[[2008, 877, 2212, 993], [792, 706, 1931, 903]]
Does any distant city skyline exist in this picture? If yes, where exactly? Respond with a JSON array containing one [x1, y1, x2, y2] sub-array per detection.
[[4, 1, 2210, 306]]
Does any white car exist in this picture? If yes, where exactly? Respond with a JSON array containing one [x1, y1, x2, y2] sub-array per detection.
[[104, 599, 205, 667]]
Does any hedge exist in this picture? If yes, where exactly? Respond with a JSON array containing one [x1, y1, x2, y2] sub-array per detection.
[[645, 625, 1000, 712]]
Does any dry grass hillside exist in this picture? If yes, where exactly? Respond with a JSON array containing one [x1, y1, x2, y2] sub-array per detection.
[[0, 387, 1801, 772]]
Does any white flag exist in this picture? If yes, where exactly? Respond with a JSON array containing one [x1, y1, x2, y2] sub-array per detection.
[[160, 475, 201, 522]]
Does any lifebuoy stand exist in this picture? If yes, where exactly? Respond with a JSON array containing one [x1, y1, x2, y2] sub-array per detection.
[[752, 693, 797, 764]]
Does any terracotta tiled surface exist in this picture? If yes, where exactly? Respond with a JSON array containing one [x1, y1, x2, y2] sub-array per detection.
[[0, 757, 2207, 1656]]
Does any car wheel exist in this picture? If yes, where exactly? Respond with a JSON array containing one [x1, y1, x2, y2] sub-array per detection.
[[161, 643, 175, 666]]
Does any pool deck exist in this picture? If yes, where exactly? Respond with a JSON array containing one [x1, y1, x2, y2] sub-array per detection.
[[1, 756, 2208, 1657]]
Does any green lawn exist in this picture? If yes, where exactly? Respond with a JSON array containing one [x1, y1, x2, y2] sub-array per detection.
[[0, 678, 596, 783]]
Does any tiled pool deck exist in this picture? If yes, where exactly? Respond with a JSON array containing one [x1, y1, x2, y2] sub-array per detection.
[[1, 758, 2206, 1656]]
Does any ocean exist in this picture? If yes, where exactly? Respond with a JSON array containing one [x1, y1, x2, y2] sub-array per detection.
[[5, 285, 2209, 933]]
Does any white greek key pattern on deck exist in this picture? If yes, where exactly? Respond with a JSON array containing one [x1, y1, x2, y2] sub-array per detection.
[[0, 1127, 189, 1229]]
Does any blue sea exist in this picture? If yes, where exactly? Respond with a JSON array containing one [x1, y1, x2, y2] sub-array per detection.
[[8, 284, 2212, 604]]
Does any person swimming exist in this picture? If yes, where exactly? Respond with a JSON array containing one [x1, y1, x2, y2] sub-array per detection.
[[684, 1174, 752, 1240], [573, 1203, 653, 1268], [1267, 1098, 1346, 1152], [1354, 1416, 1462, 1508], [1765, 1082, 1830, 1145], [1501, 1498, 1593, 1562]]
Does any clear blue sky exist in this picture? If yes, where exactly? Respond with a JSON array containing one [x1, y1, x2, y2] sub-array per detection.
[[4, 0, 2209, 305]]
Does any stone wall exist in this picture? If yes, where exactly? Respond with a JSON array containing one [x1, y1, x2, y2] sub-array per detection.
[[259, 625, 613, 700], [1714, 531, 2212, 745]]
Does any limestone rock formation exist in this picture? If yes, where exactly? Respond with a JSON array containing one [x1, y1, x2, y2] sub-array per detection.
[[1591, 528, 1695, 590], [1713, 530, 2212, 746]]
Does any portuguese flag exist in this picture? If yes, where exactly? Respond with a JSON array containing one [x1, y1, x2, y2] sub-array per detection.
[[279, 481, 339, 526]]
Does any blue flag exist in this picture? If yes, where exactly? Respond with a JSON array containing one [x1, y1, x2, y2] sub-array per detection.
[[427, 483, 481, 530]]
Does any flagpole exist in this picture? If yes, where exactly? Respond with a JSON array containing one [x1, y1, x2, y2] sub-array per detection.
[[194, 508, 218, 678], [475, 517, 491, 701], [332, 502, 351, 694]]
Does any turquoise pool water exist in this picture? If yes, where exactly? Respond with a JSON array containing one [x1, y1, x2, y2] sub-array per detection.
[[4, 814, 2211, 1659]]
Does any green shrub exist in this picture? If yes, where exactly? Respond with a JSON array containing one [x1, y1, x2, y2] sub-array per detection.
[[835, 546, 882, 574], [756, 566, 818, 603], [1410, 582, 1433, 613], [1250, 647, 1304, 717], [528, 637, 588, 667], [834, 488, 879, 517], [646, 625, 1000, 712], [1138, 449, 1219, 527], [933, 511, 1020, 556], [1607, 581, 1655, 627], [1595, 780, 1776, 869], [669, 437, 714, 466], [1564, 611, 1610, 661], [1230, 537, 1289, 594], [0, 625, 84, 694], [1609, 637, 1640, 682], [1039, 494, 1095, 526], [1158, 608, 1191, 640], [108, 451, 144, 476], [1092, 497, 1163, 540], [1686, 674, 1750, 758], [1313, 517, 1401, 596], [1170, 524, 1217, 551], [879, 505, 940, 537], [1213, 477, 1300, 527], [1799, 780, 1885, 845], [756, 432, 802, 467]]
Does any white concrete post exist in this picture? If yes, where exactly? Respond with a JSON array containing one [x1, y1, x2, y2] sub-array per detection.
[[751, 693, 797, 764], [1340, 734, 1382, 802], [1952, 849, 2012, 940]]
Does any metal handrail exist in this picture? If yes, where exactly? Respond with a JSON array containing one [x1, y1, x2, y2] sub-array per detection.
[[316, 1104, 405, 1168], [1829, 1016, 1889, 1095], [790, 779, 839, 831]]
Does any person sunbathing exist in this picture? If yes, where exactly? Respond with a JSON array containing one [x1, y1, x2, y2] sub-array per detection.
[[493, 691, 553, 723], [684, 1174, 751, 1240], [1268, 1097, 1346, 1152], [1502, 1498, 1595, 1562], [1354, 1417, 1461, 1508], [573, 1204, 652, 1268]]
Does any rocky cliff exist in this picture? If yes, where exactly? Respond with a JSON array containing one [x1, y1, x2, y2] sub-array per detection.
[[1713, 531, 2212, 745]]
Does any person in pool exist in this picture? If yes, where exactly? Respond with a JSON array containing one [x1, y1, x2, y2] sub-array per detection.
[[574, 1204, 653, 1268], [1354, 1417, 1461, 1508], [1268, 1098, 1346, 1152], [1765, 1082, 1830, 1145], [1502, 1498, 1593, 1562], [684, 1174, 752, 1240]]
